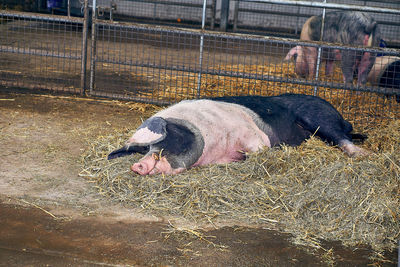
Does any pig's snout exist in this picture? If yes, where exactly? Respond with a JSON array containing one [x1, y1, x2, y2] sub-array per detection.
[[131, 156, 156, 175], [131, 162, 150, 175], [131, 153, 177, 175], [284, 46, 300, 62]]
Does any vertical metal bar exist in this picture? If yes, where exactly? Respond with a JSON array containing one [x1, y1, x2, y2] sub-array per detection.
[[153, 2, 157, 21], [89, 0, 97, 95], [313, 0, 326, 96], [220, 0, 230, 31], [233, 0, 239, 32], [196, 0, 207, 98], [110, 2, 113, 22], [397, 239, 400, 267], [295, 5, 300, 35], [67, 0, 71, 17], [211, 0, 217, 30], [80, 0, 89, 94]]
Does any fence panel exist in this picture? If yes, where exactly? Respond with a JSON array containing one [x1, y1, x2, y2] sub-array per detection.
[[1, 1, 400, 128], [88, 18, 400, 126], [0, 11, 85, 93]]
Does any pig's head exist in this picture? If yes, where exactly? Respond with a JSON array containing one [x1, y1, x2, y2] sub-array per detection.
[[108, 117, 204, 175], [285, 46, 309, 77]]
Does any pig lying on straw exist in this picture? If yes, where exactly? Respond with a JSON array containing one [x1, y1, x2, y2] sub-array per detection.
[[108, 94, 368, 175]]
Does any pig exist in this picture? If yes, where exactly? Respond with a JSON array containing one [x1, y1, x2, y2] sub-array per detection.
[[367, 56, 400, 102], [285, 11, 381, 86], [108, 94, 368, 175]]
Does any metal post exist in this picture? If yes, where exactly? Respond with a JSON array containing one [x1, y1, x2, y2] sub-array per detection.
[[80, 0, 89, 94], [89, 0, 97, 95], [397, 239, 399, 267], [220, 0, 230, 31], [313, 0, 326, 96], [67, 0, 71, 17], [295, 5, 300, 35], [211, 0, 217, 30], [196, 0, 207, 98], [233, 0, 239, 32]]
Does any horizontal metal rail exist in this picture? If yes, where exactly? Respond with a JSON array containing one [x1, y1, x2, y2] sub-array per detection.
[[0, 45, 81, 60], [0, 10, 84, 23], [242, 0, 400, 15], [95, 57, 398, 96], [119, 0, 213, 9], [90, 90, 171, 105], [235, 8, 400, 28], [95, 21, 400, 55]]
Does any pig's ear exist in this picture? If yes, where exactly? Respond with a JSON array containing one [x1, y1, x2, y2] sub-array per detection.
[[107, 145, 149, 160], [127, 117, 167, 146]]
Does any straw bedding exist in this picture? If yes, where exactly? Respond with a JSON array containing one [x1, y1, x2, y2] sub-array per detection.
[[80, 115, 399, 254], [80, 61, 399, 255]]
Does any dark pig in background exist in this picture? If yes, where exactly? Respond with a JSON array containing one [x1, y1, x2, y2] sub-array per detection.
[[108, 94, 368, 175], [285, 11, 381, 85]]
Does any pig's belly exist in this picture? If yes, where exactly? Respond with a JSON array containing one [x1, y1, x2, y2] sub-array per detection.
[[193, 125, 270, 166]]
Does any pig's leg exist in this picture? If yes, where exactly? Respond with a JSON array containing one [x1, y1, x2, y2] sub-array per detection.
[[325, 61, 335, 76], [339, 140, 370, 157], [304, 46, 317, 79], [357, 52, 375, 86], [280, 94, 369, 156], [325, 49, 341, 76], [295, 49, 309, 77], [340, 50, 357, 84], [356, 34, 376, 85]]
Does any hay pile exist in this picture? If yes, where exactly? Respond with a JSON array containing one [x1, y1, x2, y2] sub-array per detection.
[[136, 62, 341, 100], [80, 117, 400, 253]]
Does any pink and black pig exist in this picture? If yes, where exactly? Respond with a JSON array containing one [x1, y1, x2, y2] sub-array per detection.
[[108, 94, 368, 175], [285, 11, 381, 85]]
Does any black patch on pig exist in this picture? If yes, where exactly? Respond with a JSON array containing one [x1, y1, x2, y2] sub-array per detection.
[[213, 95, 310, 147], [212, 94, 357, 148], [149, 118, 204, 169]]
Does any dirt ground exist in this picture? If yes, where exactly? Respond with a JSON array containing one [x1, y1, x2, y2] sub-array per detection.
[[0, 90, 397, 266]]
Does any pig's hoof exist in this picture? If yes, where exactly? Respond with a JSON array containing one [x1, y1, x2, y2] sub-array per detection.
[[342, 144, 371, 157]]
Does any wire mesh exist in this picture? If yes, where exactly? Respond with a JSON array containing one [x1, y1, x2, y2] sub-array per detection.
[[1, 1, 400, 128], [94, 0, 216, 29], [0, 11, 84, 93], [88, 19, 400, 127]]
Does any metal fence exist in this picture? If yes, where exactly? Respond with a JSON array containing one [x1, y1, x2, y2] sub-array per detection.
[[1, 0, 400, 127], [0, 11, 84, 93], [3, 0, 399, 44]]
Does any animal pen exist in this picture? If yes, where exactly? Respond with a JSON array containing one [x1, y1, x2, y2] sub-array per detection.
[[1, 0, 400, 263], [0, 0, 400, 260], [1, 0, 400, 128]]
